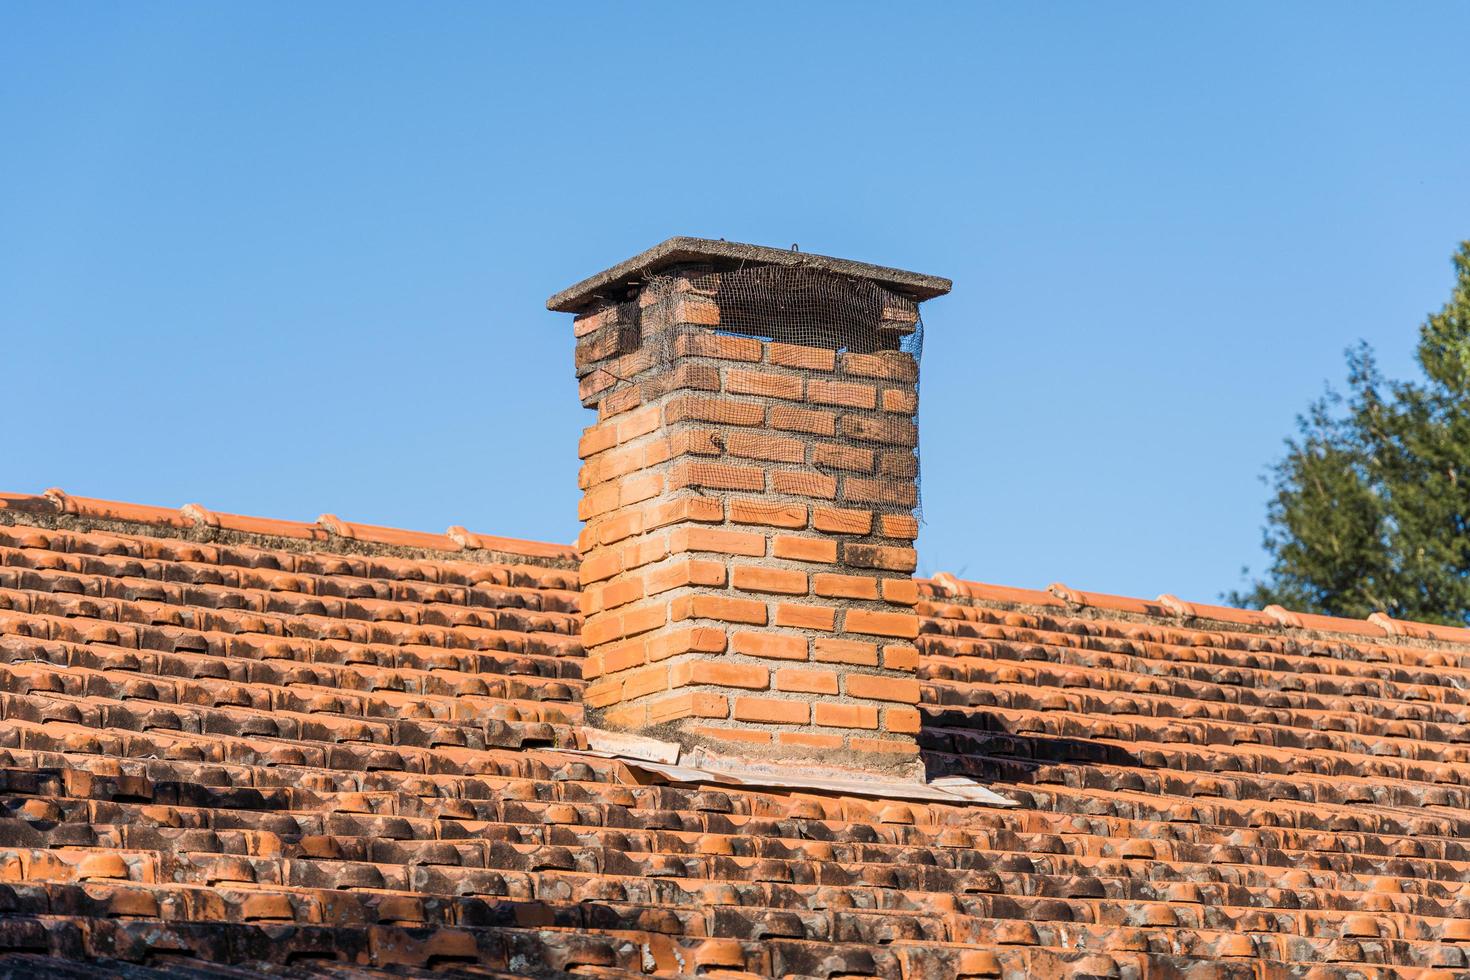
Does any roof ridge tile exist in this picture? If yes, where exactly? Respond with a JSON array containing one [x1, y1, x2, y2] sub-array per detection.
[[2, 488, 574, 563], [929, 573, 1470, 649]]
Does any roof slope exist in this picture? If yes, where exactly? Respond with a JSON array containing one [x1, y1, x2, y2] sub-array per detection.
[[2, 492, 1470, 977]]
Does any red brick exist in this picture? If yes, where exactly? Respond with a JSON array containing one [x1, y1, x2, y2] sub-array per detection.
[[841, 351, 917, 382], [813, 703, 878, 730], [618, 471, 665, 507], [726, 369, 803, 401], [669, 297, 721, 326], [674, 331, 759, 360], [647, 626, 728, 662], [725, 431, 806, 464], [578, 483, 619, 522], [731, 565, 807, 595], [578, 424, 617, 459], [729, 498, 807, 529], [648, 691, 728, 723], [582, 609, 629, 649], [669, 361, 724, 396], [580, 607, 655, 649], [732, 697, 809, 725], [882, 644, 919, 671], [773, 668, 839, 695], [670, 429, 725, 458], [844, 609, 919, 639], [622, 663, 673, 700], [884, 706, 922, 733], [769, 343, 835, 371], [665, 396, 764, 427], [881, 578, 920, 606], [776, 731, 844, 750], [881, 387, 918, 414], [772, 536, 838, 564], [844, 543, 918, 573], [670, 660, 769, 690], [844, 477, 917, 509], [879, 514, 919, 540], [593, 510, 642, 547], [845, 673, 920, 704], [731, 632, 808, 661], [575, 329, 624, 372], [598, 638, 647, 674], [670, 526, 766, 557], [612, 404, 662, 443], [807, 379, 877, 410], [618, 534, 671, 572], [771, 471, 836, 500], [671, 594, 768, 626], [579, 369, 616, 404], [692, 725, 772, 745], [580, 581, 606, 616], [580, 437, 668, 488], [598, 385, 643, 421], [580, 549, 622, 585], [813, 637, 879, 667], [602, 703, 647, 729], [583, 678, 624, 708], [574, 327, 628, 370], [768, 405, 837, 436], [573, 306, 615, 338], [609, 347, 659, 383], [668, 461, 765, 493], [848, 736, 920, 756], [841, 415, 916, 446], [664, 495, 727, 525], [596, 575, 644, 609], [878, 450, 918, 480], [812, 443, 874, 473], [812, 507, 872, 535], [645, 495, 725, 531], [643, 558, 727, 597], [813, 573, 878, 601], [773, 603, 837, 631], [626, 601, 670, 635]]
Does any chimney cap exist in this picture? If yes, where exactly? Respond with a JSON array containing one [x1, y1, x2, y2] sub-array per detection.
[[546, 236, 952, 314]]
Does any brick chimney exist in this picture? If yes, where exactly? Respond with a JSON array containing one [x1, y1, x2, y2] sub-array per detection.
[[549, 238, 950, 779]]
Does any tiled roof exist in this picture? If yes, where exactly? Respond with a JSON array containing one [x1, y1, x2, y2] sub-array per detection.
[[3, 491, 1470, 977]]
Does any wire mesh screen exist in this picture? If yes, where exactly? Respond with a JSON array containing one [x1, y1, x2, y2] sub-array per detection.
[[632, 264, 924, 518]]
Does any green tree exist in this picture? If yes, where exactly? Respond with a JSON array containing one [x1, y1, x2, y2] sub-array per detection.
[[1234, 242, 1470, 624]]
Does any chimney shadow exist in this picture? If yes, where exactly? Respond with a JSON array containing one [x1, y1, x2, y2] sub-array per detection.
[[917, 709, 1147, 788]]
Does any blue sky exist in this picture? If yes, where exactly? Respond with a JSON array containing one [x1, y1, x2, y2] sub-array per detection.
[[3, 4, 1468, 605]]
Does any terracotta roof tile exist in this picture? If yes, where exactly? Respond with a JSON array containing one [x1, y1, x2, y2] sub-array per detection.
[[3, 495, 1470, 975]]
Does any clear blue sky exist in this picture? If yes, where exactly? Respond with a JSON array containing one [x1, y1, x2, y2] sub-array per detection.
[[4, 4, 1468, 605]]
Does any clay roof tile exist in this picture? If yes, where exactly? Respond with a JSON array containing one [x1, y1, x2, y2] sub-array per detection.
[[1, 488, 1468, 974]]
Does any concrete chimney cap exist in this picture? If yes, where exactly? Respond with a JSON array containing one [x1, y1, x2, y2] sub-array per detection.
[[546, 236, 953, 314]]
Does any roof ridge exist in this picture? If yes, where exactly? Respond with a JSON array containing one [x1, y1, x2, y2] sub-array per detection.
[[9, 487, 1465, 645], [926, 572, 1470, 648], [0, 488, 576, 564]]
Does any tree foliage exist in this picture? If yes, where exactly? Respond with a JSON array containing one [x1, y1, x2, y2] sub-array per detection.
[[1234, 242, 1470, 624]]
